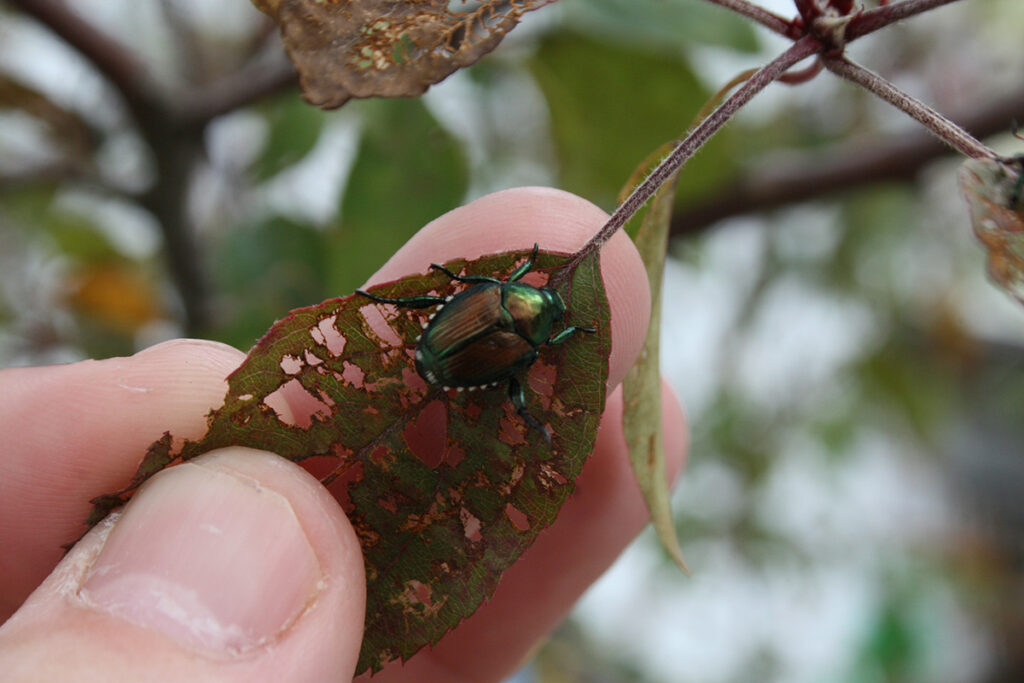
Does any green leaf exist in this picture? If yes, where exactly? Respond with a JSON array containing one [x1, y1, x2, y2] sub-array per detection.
[[80, 247, 611, 674], [210, 216, 329, 348], [251, 94, 327, 181], [565, 0, 760, 54], [330, 98, 468, 295], [529, 32, 733, 208], [44, 210, 120, 263], [620, 154, 689, 574]]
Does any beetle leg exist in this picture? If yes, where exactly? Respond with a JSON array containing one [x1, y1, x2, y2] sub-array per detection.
[[508, 243, 540, 282], [547, 324, 597, 346], [508, 376, 551, 446], [356, 289, 446, 309]]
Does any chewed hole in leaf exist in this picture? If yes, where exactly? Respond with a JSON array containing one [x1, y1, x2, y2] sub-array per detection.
[[280, 353, 303, 375], [403, 398, 448, 468], [324, 460, 363, 510], [358, 302, 408, 348], [393, 580, 445, 618], [498, 411, 529, 445], [341, 361, 366, 388], [265, 378, 332, 428], [518, 269, 550, 288], [528, 360, 557, 404], [460, 507, 483, 542], [504, 503, 530, 532], [536, 462, 569, 492], [311, 315, 347, 355], [369, 444, 395, 468], [444, 442, 465, 468], [401, 366, 428, 393]]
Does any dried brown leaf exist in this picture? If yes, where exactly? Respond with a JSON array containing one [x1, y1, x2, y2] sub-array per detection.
[[959, 156, 1024, 305], [253, 0, 555, 108]]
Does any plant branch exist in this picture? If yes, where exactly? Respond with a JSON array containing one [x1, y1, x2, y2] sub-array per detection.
[[847, 0, 966, 41], [5, 0, 160, 115], [669, 85, 1024, 235], [6, 0, 215, 333], [5, 0, 300, 335], [558, 35, 823, 277], [702, 0, 793, 37], [179, 55, 297, 125], [824, 56, 996, 160]]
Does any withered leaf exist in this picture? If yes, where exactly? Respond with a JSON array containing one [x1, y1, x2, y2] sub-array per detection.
[[82, 247, 610, 673], [253, 0, 557, 108], [619, 140, 689, 574], [959, 156, 1024, 306]]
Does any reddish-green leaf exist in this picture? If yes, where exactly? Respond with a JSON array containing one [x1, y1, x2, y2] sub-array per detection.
[[81, 247, 610, 673], [959, 157, 1024, 305]]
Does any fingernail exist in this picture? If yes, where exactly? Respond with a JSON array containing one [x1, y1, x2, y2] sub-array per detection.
[[79, 456, 323, 654]]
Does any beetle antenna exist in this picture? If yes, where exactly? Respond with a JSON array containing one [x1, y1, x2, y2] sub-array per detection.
[[355, 289, 446, 309]]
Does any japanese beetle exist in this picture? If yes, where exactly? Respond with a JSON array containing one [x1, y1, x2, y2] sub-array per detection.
[[357, 244, 595, 443]]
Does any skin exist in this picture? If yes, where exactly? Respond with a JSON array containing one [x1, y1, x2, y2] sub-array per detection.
[[0, 187, 687, 682]]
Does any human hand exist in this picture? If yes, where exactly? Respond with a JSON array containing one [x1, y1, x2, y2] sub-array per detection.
[[0, 187, 687, 682]]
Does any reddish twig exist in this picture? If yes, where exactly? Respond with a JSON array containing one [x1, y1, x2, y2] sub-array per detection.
[[669, 85, 1024, 235], [847, 0, 967, 41], [569, 0, 980, 254], [823, 56, 997, 160], [702, 0, 794, 37], [558, 35, 823, 276]]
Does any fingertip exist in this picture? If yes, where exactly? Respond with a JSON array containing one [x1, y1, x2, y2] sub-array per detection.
[[661, 379, 688, 485]]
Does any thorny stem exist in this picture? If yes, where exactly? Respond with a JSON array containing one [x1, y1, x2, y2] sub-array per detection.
[[702, 0, 793, 37], [823, 57, 997, 161], [556, 35, 822, 278]]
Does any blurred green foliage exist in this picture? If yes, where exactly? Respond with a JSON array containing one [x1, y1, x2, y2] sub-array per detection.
[[331, 98, 468, 296], [530, 32, 737, 209]]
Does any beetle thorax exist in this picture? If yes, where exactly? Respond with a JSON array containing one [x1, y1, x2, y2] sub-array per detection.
[[502, 284, 565, 347]]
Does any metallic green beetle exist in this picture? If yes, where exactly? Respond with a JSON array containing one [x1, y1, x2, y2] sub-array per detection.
[[357, 244, 594, 443]]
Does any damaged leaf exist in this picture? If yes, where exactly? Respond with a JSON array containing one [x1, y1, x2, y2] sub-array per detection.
[[959, 156, 1024, 306], [253, 0, 557, 108], [81, 247, 610, 673]]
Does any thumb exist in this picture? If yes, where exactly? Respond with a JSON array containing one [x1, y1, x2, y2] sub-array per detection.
[[0, 448, 366, 683]]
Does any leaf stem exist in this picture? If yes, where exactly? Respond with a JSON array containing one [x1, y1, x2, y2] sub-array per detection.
[[823, 56, 997, 160], [847, 0, 967, 41], [669, 83, 1024, 235], [560, 35, 822, 274], [701, 0, 794, 37]]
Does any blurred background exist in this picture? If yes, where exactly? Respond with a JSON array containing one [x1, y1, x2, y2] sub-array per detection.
[[2, 0, 1023, 681]]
